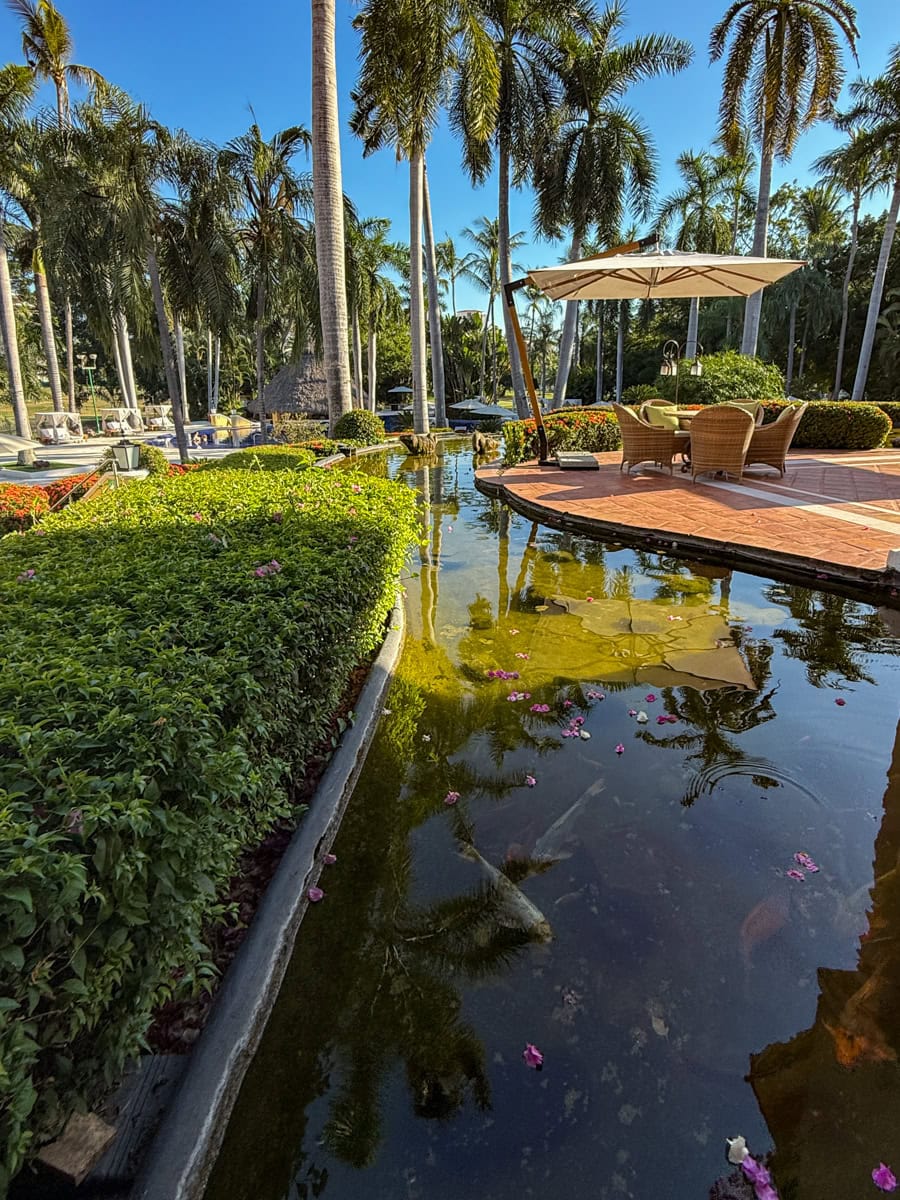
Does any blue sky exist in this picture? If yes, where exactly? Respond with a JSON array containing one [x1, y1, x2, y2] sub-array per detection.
[[2, 0, 897, 314]]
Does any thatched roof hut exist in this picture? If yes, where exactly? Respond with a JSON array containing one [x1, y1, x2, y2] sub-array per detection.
[[247, 354, 328, 418]]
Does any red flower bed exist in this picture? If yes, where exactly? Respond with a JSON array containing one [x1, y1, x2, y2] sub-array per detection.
[[168, 462, 203, 476], [0, 484, 50, 533], [43, 473, 94, 508]]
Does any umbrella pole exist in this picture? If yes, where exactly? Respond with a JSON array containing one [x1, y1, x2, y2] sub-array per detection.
[[504, 280, 551, 464]]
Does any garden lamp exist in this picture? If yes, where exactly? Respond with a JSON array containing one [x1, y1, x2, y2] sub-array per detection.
[[111, 439, 140, 472]]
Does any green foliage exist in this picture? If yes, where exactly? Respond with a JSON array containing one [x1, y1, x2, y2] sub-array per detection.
[[0, 484, 49, 533], [874, 401, 900, 429], [99, 442, 170, 476], [475, 417, 504, 433], [333, 410, 386, 445], [0, 466, 418, 1184], [760, 400, 890, 450], [657, 351, 786, 404], [211, 446, 317, 472], [564, 365, 596, 403], [276, 418, 327, 442], [502, 410, 622, 466], [621, 383, 662, 403]]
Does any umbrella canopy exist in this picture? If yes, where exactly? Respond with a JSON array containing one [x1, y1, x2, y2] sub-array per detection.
[[387, 385, 413, 394], [0, 432, 41, 453], [457, 402, 516, 420], [527, 250, 805, 302]]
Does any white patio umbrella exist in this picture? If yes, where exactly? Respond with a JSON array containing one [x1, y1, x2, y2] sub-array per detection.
[[387, 385, 413, 394], [0, 432, 42, 454]]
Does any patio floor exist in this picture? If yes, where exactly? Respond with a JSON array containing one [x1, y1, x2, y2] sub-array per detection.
[[476, 449, 900, 593]]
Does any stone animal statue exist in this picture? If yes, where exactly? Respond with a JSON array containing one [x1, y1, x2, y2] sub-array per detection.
[[399, 433, 437, 454], [471, 431, 500, 455]]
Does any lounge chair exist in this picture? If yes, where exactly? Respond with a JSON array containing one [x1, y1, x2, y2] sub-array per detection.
[[613, 403, 681, 474], [689, 405, 755, 482], [745, 403, 808, 476]]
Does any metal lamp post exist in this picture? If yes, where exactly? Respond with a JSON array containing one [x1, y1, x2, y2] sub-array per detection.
[[660, 340, 704, 405], [77, 353, 100, 431], [110, 438, 141, 472]]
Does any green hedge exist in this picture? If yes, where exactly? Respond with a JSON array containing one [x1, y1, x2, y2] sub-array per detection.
[[760, 400, 891, 450], [211, 445, 317, 471], [333, 410, 386, 445], [875, 401, 900, 429], [0, 467, 417, 1188], [503, 410, 621, 466]]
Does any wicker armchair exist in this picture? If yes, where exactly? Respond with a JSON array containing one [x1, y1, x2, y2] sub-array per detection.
[[745, 403, 808, 476], [613, 403, 678, 474], [725, 400, 765, 426], [689, 405, 755, 482]]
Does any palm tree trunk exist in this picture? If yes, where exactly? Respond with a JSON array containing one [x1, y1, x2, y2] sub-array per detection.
[[490, 302, 498, 401], [686, 296, 700, 359], [34, 264, 64, 412], [798, 310, 810, 379], [785, 299, 798, 391], [312, 0, 354, 434], [64, 299, 76, 412], [595, 303, 605, 403], [110, 312, 128, 406], [741, 141, 774, 356], [615, 300, 625, 403], [451, 270, 457, 316], [147, 246, 189, 463], [553, 234, 582, 409], [255, 280, 267, 443], [409, 147, 429, 434], [174, 314, 189, 421], [115, 311, 138, 409], [367, 325, 377, 411], [213, 335, 221, 411], [422, 163, 446, 428], [498, 140, 528, 417], [852, 173, 900, 402], [833, 196, 859, 399], [478, 302, 490, 400], [351, 303, 364, 408], [207, 327, 213, 414], [0, 219, 29, 438]]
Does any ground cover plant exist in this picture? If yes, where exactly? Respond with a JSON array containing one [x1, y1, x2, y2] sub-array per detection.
[[0, 465, 417, 1187], [210, 445, 318, 471]]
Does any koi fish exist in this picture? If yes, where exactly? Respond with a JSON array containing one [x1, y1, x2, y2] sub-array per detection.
[[740, 889, 789, 972]]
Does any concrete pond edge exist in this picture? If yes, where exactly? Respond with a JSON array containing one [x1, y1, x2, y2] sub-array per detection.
[[132, 599, 406, 1200], [475, 468, 900, 602]]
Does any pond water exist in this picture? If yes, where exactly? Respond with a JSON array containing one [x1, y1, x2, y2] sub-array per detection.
[[205, 442, 900, 1200]]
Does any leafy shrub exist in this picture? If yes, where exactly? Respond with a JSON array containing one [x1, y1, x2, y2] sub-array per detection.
[[0, 467, 418, 1186], [276, 418, 327, 443], [657, 350, 785, 405], [621, 383, 661, 403], [875, 401, 900, 429], [333, 409, 386, 445], [0, 483, 49, 533], [476, 416, 505, 433], [503, 410, 622, 466], [98, 441, 170, 476], [759, 400, 890, 450], [211, 445, 317, 472]]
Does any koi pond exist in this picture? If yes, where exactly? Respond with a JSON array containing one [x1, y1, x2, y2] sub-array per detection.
[[205, 441, 900, 1200]]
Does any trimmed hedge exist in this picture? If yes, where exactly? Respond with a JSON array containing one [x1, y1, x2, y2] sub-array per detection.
[[0, 484, 49, 533], [211, 445, 317, 472], [502, 409, 621, 466], [0, 466, 417, 1187], [333, 409, 386, 445], [760, 400, 891, 450], [875, 401, 900, 429]]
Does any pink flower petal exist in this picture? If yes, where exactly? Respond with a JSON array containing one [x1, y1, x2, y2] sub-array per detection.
[[615, 743, 625, 754], [645, 693, 657, 702], [786, 869, 805, 881], [444, 791, 460, 805], [323, 853, 337, 865], [525, 774, 537, 787], [628, 709, 637, 717], [522, 1043, 543, 1069], [873, 1163, 897, 1192], [835, 698, 846, 706], [307, 886, 325, 902]]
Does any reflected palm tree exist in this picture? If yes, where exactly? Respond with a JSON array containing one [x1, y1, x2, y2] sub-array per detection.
[[765, 584, 899, 686]]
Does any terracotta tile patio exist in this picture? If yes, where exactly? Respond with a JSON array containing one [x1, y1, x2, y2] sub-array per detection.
[[476, 449, 900, 591]]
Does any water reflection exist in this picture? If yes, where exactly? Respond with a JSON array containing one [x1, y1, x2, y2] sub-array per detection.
[[206, 443, 900, 1200]]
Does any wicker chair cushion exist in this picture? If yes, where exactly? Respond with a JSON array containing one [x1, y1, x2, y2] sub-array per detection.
[[644, 405, 680, 430], [724, 401, 763, 423]]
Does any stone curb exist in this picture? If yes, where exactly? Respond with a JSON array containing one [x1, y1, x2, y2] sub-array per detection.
[[475, 470, 900, 601], [132, 600, 406, 1200]]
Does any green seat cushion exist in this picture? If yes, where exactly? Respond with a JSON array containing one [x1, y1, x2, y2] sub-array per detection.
[[645, 405, 680, 431], [724, 401, 761, 418]]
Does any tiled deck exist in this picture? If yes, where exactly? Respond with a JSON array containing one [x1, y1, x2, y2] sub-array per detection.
[[476, 450, 900, 592]]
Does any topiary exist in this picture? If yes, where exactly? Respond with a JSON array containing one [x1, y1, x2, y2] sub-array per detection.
[[333, 410, 386, 445]]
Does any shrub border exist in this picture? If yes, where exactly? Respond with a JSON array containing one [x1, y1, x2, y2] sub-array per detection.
[[133, 599, 406, 1200]]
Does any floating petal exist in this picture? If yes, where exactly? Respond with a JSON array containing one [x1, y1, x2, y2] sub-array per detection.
[[307, 886, 325, 903], [873, 1163, 897, 1192], [522, 1043, 543, 1069]]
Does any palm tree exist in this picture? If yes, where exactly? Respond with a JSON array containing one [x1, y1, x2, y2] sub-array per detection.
[[221, 119, 312, 439], [815, 124, 893, 397], [436, 235, 464, 315], [422, 163, 447, 426], [0, 63, 36, 439], [461, 216, 524, 401], [656, 150, 733, 359], [7, 0, 106, 411], [312, 0, 354, 430], [450, 0, 597, 417], [709, 0, 859, 357], [838, 45, 900, 401], [352, 0, 455, 435], [535, 10, 692, 407]]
